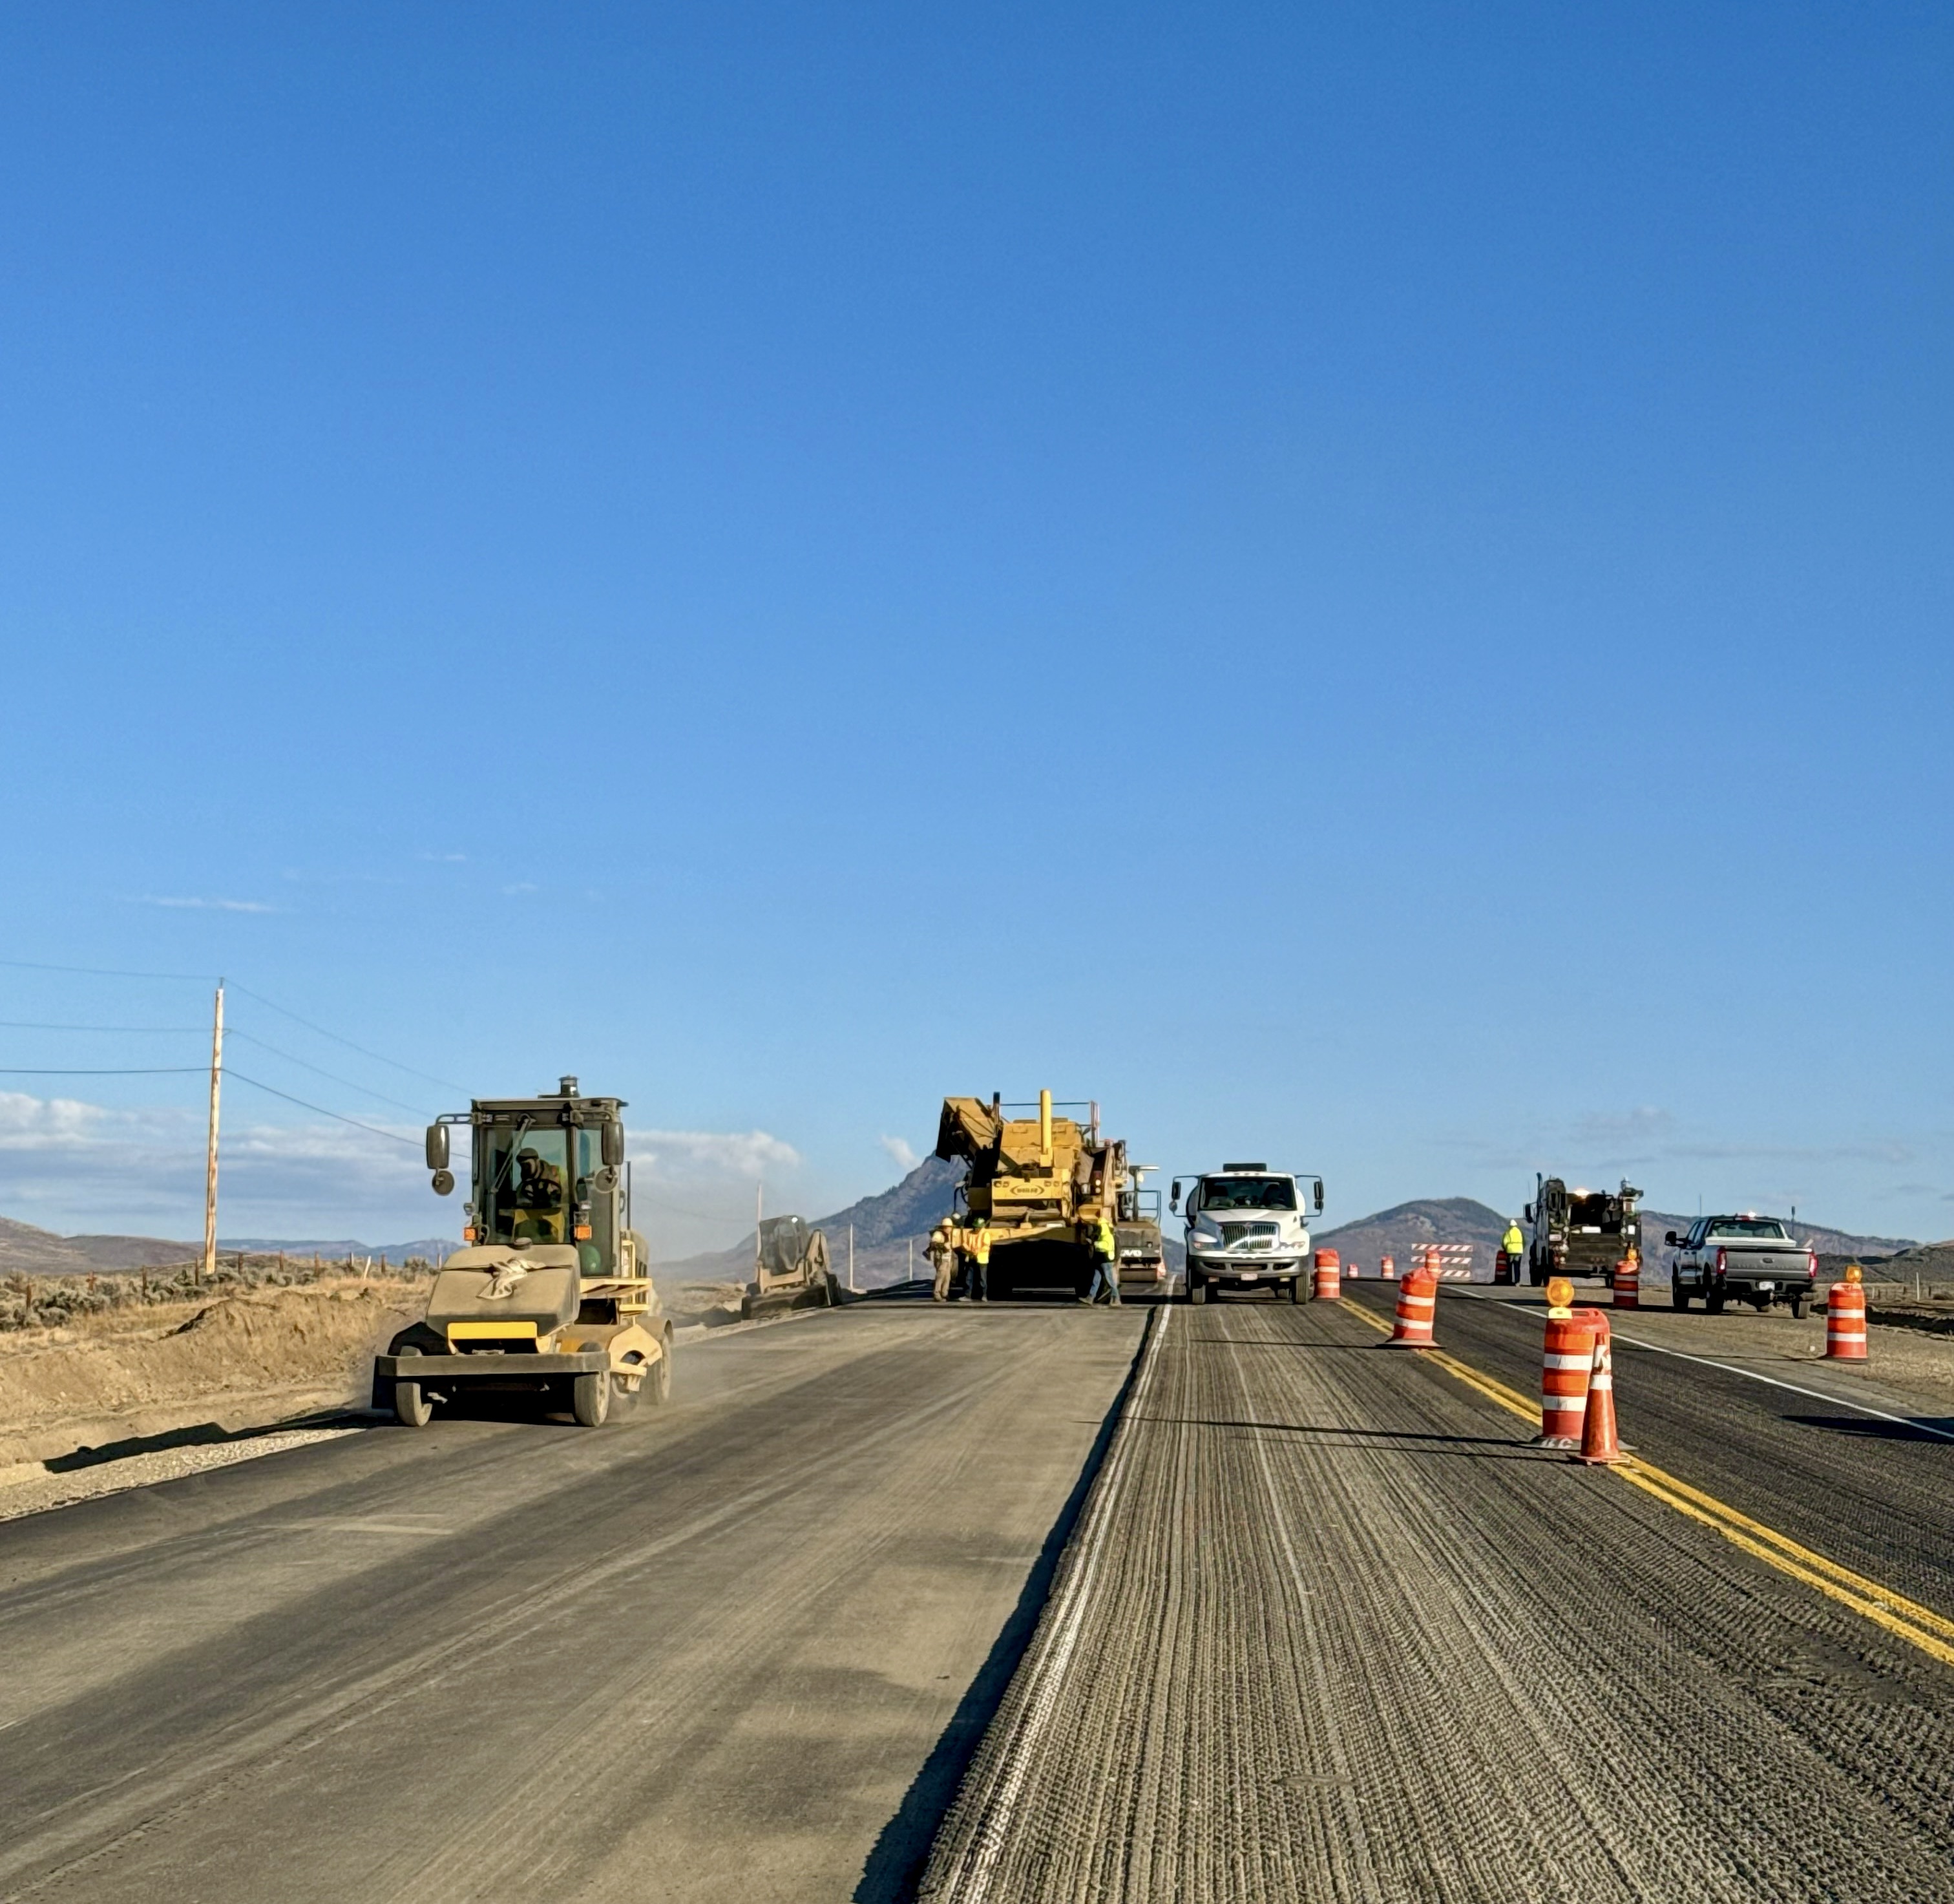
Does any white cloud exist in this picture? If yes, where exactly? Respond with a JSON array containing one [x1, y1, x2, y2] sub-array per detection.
[[0, 1090, 804, 1257], [132, 895, 282, 914], [633, 1129, 800, 1179], [879, 1134, 921, 1172], [0, 1090, 425, 1236]]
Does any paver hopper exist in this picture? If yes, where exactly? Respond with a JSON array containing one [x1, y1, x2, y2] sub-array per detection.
[[930, 1089, 1139, 1300]]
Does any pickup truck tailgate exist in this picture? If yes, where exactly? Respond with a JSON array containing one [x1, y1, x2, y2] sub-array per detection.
[[1721, 1246, 1804, 1278]]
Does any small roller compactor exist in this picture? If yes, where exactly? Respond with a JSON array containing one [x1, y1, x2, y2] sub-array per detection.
[[373, 1076, 673, 1428]]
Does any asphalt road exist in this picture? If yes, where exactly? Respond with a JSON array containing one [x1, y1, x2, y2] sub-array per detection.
[[0, 1300, 1146, 1904], [922, 1289, 1954, 1903], [1371, 1280, 1954, 1628]]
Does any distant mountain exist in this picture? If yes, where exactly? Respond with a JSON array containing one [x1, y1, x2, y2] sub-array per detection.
[[654, 1156, 967, 1289], [0, 1216, 196, 1276], [1312, 1199, 1917, 1285], [1316, 1198, 1509, 1279], [0, 1215, 459, 1276]]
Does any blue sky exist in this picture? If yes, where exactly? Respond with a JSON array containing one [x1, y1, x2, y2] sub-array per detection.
[[1, 2, 1949, 1254]]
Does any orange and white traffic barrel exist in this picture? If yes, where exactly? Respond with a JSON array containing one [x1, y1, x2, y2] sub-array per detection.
[[1380, 1254, 1396, 1280], [1825, 1265, 1867, 1361], [1385, 1265, 1437, 1348], [1539, 1309, 1603, 1447], [1613, 1251, 1640, 1309], [1312, 1249, 1341, 1301]]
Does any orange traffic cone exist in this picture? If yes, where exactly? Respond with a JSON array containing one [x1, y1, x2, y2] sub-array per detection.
[[1384, 1265, 1437, 1348], [1825, 1265, 1867, 1361], [1572, 1331, 1624, 1465]]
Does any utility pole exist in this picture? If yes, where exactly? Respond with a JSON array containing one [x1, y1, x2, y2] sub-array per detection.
[[848, 1223, 855, 1293], [201, 980, 224, 1285]]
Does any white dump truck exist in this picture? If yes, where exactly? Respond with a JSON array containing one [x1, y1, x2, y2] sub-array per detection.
[[1170, 1163, 1325, 1304]]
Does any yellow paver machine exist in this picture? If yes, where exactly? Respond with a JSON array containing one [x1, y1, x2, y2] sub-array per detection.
[[373, 1076, 671, 1428], [929, 1089, 1155, 1300]]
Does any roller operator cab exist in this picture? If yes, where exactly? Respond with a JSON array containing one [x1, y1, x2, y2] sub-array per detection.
[[1171, 1165, 1325, 1304], [372, 1077, 672, 1428]]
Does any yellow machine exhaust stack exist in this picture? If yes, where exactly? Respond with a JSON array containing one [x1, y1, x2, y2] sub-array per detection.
[[1039, 1088, 1053, 1168]]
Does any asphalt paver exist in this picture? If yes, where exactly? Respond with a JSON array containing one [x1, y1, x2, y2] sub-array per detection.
[[922, 1295, 1954, 1903]]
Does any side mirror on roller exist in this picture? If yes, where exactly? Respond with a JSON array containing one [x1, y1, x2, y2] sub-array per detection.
[[602, 1121, 625, 1168], [425, 1124, 450, 1172], [1524, 1204, 1534, 1224], [432, 1169, 455, 1197]]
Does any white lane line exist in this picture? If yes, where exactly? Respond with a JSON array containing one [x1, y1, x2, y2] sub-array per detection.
[[933, 1306, 1171, 1904], [1476, 1295, 1954, 1444]]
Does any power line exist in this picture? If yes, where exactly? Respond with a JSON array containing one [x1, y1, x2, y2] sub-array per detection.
[[226, 1029, 434, 1118], [222, 1070, 421, 1148], [0, 1021, 204, 1033], [227, 984, 466, 1094], [0, 957, 215, 982], [0, 1066, 206, 1076]]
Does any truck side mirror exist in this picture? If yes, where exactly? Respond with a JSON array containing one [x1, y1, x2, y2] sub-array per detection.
[[426, 1123, 449, 1172], [1169, 1181, 1181, 1211], [602, 1121, 625, 1167], [1665, 1231, 1679, 1247], [1524, 1204, 1533, 1224], [432, 1169, 455, 1197], [1314, 1179, 1325, 1212]]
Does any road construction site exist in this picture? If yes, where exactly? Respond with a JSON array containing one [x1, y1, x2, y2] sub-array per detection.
[[5, 1280, 1954, 1901]]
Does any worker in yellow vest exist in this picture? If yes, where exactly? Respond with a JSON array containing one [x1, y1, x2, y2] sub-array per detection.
[[1087, 1215, 1121, 1306], [969, 1220, 992, 1302], [1500, 1218, 1526, 1285]]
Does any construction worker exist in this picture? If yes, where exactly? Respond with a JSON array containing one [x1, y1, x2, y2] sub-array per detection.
[[513, 1148, 566, 1243], [1087, 1214, 1120, 1306], [967, 1220, 992, 1302], [928, 1224, 955, 1302], [1501, 1216, 1526, 1285]]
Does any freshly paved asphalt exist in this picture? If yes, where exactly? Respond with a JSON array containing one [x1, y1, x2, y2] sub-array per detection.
[[0, 1300, 1144, 1904]]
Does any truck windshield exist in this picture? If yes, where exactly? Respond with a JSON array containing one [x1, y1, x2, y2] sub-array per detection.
[[1708, 1218, 1789, 1239], [1202, 1177, 1296, 1211], [1568, 1194, 1624, 1228], [480, 1127, 571, 1243]]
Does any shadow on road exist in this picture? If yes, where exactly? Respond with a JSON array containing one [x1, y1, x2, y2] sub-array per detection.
[[41, 1407, 369, 1473], [1784, 1411, 1954, 1443], [852, 1316, 1155, 1904]]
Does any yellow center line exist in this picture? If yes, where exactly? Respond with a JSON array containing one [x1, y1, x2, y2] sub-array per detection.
[[1325, 1293, 1954, 1669]]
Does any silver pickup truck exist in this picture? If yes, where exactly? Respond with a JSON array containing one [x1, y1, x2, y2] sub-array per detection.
[[1666, 1215, 1818, 1316]]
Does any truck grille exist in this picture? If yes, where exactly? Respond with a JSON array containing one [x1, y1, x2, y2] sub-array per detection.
[[1219, 1223, 1279, 1250]]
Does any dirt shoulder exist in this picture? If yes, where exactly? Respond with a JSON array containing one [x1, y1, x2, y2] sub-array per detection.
[[0, 1278, 421, 1469]]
